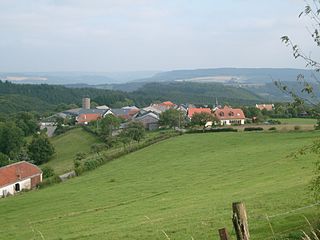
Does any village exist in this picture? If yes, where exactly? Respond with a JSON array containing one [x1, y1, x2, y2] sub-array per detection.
[[41, 97, 277, 132]]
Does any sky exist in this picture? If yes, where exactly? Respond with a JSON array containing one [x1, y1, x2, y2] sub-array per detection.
[[0, 0, 317, 72]]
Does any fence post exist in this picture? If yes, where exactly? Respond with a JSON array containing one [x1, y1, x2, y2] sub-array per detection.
[[218, 228, 230, 240], [232, 202, 250, 240]]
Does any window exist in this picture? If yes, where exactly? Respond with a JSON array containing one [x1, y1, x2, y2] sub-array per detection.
[[14, 183, 20, 192], [219, 112, 224, 116]]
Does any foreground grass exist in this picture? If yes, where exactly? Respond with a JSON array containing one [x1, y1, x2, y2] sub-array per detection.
[[44, 127, 100, 174], [1, 131, 320, 239]]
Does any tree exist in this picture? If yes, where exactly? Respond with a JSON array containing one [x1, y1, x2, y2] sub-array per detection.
[[159, 109, 185, 128], [100, 115, 121, 137], [14, 112, 39, 136], [121, 121, 145, 143], [0, 122, 24, 159], [280, 1, 320, 200], [28, 134, 55, 165], [0, 153, 9, 167], [191, 112, 216, 128]]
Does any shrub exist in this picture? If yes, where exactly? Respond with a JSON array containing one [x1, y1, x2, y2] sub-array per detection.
[[268, 127, 277, 131], [38, 175, 61, 188], [41, 166, 55, 178], [294, 125, 301, 131], [244, 127, 264, 131]]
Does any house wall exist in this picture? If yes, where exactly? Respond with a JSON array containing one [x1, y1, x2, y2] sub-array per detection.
[[219, 119, 245, 125], [0, 174, 42, 198]]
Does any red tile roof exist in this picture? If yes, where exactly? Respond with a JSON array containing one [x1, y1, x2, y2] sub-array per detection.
[[159, 101, 176, 107], [77, 113, 101, 123], [214, 106, 245, 120], [0, 161, 42, 187], [188, 108, 212, 118]]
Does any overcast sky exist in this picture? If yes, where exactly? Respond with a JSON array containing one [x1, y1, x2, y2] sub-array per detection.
[[0, 0, 316, 72]]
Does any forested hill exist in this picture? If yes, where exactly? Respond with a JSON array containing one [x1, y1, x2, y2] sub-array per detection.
[[0, 81, 131, 114], [132, 82, 264, 106], [0, 80, 264, 114]]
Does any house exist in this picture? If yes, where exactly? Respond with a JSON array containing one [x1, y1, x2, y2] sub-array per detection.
[[133, 112, 160, 131], [256, 104, 274, 111], [96, 105, 110, 110], [0, 161, 42, 198], [110, 108, 140, 120], [76, 113, 102, 125], [142, 101, 177, 116], [214, 106, 245, 125], [158, 101, 177, 109], [187, 108, 212, 119]]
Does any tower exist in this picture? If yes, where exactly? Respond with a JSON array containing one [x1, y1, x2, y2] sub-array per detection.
[[82, 97, 90, 109]]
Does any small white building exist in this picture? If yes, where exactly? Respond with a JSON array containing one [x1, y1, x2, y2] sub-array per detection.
[[0, 161, 42, 198]]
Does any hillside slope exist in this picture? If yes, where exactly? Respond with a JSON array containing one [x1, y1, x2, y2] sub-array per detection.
[[0, 132, 318, 239]]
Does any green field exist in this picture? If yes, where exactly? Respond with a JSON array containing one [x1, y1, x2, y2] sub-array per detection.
[[273, 118, 317, 125], [44, 127, 100, 174], [1, 131, 320, 239]]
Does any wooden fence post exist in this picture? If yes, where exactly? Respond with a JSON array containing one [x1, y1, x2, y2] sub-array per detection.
[[232, 202, 250, 240], [218, 228, 230, 240]]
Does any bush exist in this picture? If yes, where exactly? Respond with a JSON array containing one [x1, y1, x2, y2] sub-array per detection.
[[268, 127, 277, 131], [38, 175, 61, 188], [41, 166, 55, 178], [244, 127, 264, 131], [294, 125, 301, 131]]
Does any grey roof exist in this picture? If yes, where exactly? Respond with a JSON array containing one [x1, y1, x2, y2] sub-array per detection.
[[111, 108, 131, 116], [78, 109, 108, 115], [62, 108, 108, 116]]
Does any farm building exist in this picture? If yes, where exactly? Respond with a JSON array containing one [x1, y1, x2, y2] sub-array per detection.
[[0, 161, 42, 198], [214, 106, 245, 125], [133, 112, 160, 130]]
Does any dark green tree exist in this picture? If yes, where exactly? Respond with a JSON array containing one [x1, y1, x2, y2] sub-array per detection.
[[0, 153, 9, 167], [0, 122, 24, 159], [159, 109, 185, 128], [28, 134, 55, 165], [121, 122, 145, 143], [14, 112, 39, 136], [191, 112, 216, 128], [100, 115, 121, 137]]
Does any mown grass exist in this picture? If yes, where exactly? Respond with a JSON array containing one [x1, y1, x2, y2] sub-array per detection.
[[43, 127, 100, 174], [273, 118, 317, 125], [1, 131, 320, 239]]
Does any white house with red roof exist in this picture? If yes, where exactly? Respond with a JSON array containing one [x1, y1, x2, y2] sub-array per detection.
[[214, 106, 245, 125], [0, 161, 42, 198]]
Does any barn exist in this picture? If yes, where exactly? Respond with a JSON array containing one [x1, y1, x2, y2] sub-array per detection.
[[0, 161, 42, 198]]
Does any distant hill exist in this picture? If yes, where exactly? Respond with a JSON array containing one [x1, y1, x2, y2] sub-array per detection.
[[131, 82, 264, 106], [0, 71, 158, 85], [135, 68, 312, 84]]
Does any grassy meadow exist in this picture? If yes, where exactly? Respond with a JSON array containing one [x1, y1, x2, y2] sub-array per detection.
[[1, 131, 320, 239], [43, 127, 100, 174]]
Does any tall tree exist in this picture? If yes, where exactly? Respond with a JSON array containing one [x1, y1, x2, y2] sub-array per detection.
[[159, 109, 185, 128], [100, 114, 121, 137], [28, 134, 55, 165], [0, 122, 24, 159]]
